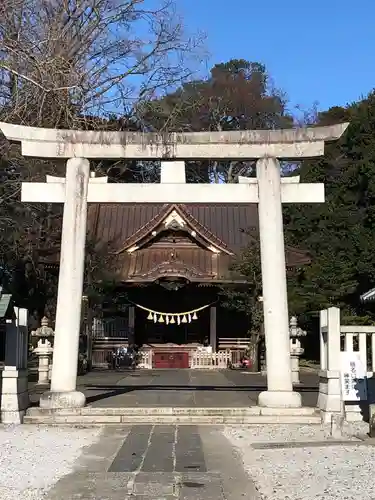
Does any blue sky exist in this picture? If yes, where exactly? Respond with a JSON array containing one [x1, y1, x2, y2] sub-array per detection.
[[181, 0, 375, 113]]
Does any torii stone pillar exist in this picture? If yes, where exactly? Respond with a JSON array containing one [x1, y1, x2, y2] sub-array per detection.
[[0, 122, 349, 409], [43, 169, 104, 408], [46, 158, 89, 407], [256, 157, 295, 405], [256, 158, 299, 406]]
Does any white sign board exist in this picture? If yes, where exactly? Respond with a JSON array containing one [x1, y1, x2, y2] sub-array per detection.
[[340, 351, 368, 401], [14, 306, 28, 327]]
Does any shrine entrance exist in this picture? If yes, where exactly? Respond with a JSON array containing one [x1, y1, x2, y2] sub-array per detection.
[[92, 277, 250, 370], [132, 283, 211, 347], [130, 282, 213, 369]]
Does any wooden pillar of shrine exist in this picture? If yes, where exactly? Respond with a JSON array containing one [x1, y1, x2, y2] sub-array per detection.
[[128, 306, 135, 345], [210, 306, 217, 352]]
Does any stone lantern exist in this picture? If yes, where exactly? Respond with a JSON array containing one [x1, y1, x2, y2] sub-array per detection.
[[31, 317, 54, 385], [289, 316, 307, 384]]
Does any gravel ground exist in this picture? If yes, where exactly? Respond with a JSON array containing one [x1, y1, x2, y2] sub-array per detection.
[[0, 425, 101, 500], [224, 423, 375, 500]]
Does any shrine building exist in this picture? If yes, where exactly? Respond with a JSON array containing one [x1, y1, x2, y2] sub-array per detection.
[[87, 202, 308, 369]]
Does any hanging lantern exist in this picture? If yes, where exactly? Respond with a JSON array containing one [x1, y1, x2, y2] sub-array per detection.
[[188, 313, 192, 323], [181, 315, 187, 323], [166, 315, 169, 325], [158, 314, 164, 323], [153, 313, 157, 323], [147, 311, 153, 320], [192, 312, 198, 320], [170, 316, 175, 324], [177, 315, 181, 325]]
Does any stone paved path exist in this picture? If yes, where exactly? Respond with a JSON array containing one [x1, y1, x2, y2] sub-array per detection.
[[29, 369, 318, 409], [31, 369, 316, 408], [45, 425, 259, 499], [83, 369, 259, 407]]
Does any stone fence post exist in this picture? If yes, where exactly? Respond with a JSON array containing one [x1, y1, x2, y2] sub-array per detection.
[[1, 306, 29, 424], [317, 307, 343, 424]]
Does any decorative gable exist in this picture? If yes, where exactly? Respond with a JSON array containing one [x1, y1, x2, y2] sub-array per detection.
[[163, 210, 186, 230], [119, 204, 233, 256]]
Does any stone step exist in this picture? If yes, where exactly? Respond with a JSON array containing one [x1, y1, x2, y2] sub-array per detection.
[[27, 406, 318, 416], [24, 406, 321, 425], [24, 414, 321, 425]]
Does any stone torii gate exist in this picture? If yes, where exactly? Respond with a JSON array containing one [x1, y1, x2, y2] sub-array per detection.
[[0, 122, 349, 410]]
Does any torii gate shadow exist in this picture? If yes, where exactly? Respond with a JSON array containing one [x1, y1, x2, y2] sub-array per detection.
[[28, 369, 319, 407], [81, 382, 318, 406]]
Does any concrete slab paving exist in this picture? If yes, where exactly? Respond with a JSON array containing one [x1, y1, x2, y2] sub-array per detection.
[[85, 369, 258, 408], [45, 424, 260, 499], [29, 368, 317, 409]]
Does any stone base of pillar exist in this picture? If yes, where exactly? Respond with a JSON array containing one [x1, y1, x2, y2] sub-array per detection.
[[369, 404, 375, 437], [0, 367, 29, 424], [330, 413, 344, 438], [258, 390, 302, 408], [317, 370, 342, 424], [39, 390, 86, 409]]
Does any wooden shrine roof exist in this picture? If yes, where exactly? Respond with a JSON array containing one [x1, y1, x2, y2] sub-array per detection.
[[86, 203, 310, 284]]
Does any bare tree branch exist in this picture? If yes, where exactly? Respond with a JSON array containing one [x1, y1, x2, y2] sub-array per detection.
[[0, 0, 204, 315], [0, 0, 204, 127]]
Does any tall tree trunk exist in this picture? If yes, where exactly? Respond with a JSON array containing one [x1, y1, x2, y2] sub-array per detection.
[[248, 332, 260, 372], [248, 342, 259, 372]]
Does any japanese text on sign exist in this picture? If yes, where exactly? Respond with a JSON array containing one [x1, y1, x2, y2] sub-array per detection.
[[340, 351, 367, 401]]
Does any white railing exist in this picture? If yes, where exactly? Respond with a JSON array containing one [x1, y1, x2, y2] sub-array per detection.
[[138, 350, 153, 369], [340, 325, 375, 376], [218, 337, 249, 350], [191, 351, 231, 369], [319, 307, 375, 423], [320, 308, 375, 376]]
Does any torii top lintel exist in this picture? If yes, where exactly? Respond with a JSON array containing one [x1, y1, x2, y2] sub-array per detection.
[[0, 122, 349, 160]]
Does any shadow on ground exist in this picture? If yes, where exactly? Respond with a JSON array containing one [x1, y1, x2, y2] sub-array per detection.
[[28, 369, 319, 408], [83, 382, 318, 406]]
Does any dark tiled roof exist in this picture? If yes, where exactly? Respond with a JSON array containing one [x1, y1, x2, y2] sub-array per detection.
[[113, 203, 232, 255], [88, 203, 257, 252], [87, 203, 310, 283]]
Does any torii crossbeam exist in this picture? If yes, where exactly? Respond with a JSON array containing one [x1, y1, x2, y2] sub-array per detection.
[[21, 174, 324, 204]]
